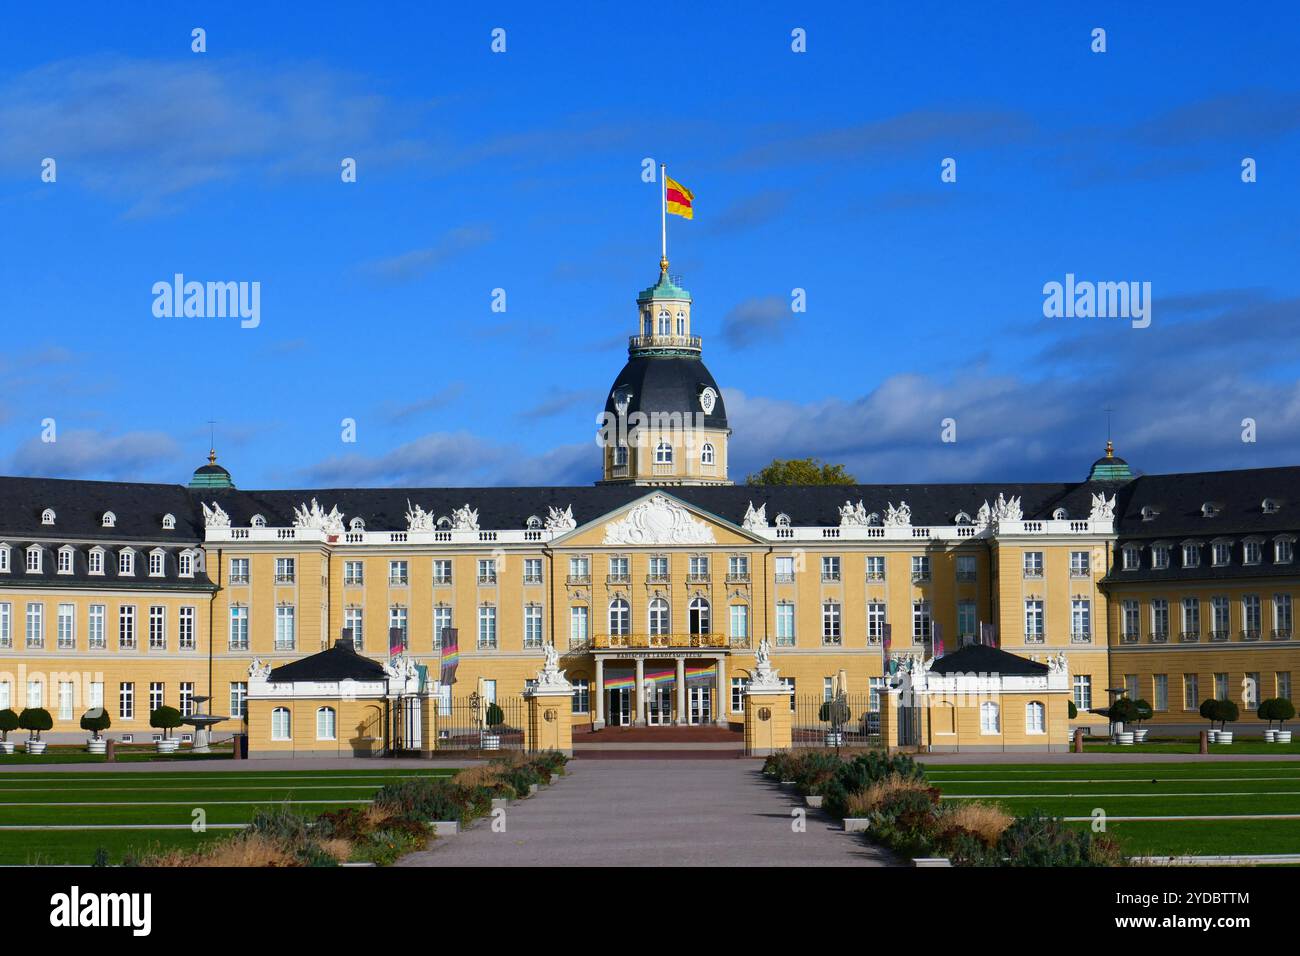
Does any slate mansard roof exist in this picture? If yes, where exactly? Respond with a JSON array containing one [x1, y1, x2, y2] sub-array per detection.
[[0, 464, 1296, 544], [604, 354, 729, 431]]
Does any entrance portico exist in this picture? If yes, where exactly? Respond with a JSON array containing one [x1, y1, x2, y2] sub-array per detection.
[[592, 646, 732, 729]]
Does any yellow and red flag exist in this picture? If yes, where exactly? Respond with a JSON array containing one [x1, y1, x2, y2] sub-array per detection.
[[665, 176, 694, 219]]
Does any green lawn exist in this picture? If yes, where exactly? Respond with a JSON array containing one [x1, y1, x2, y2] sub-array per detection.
[[1083, 736, 1300, 755], [0, 744, 235, 765], [0, 768, 459, 865], [921, 761, 1300, 857]]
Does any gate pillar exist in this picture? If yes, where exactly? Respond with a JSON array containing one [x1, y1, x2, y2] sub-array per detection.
[[744, 687, 793, 756], [524, 688, 574, 757]]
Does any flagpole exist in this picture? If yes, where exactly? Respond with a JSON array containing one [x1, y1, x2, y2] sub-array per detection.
[[660, 163, 668, 270]]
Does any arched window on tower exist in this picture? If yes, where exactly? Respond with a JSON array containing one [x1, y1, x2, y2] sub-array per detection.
[[676, 310, 686, 336], [701, 443, 715, 466], [613, 445, 628, 467], [657, 309, 671, 336], [655, 442, 673, 465]]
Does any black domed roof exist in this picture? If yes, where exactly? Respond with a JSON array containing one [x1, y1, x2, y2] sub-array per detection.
[[604, 355, 728, 430]]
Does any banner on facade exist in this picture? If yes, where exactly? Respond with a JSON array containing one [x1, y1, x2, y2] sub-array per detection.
[[603, 668, 635, 691], [389, 626, 406, 656], [932, 622, 944, 659], [685, 662, 717, 686], [440, 627, 459, 686], [644, 667, 676, 686], [882, 622, 892, 655]]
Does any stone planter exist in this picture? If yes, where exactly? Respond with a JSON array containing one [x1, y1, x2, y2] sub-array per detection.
[[529, 783, 540, 795], [0, 741, 14, 755], [1264, 730, 1277, 743], [1114, 732, 1134, 746], [24, 740, 47, 755], [1207, 730, 1219, 744], [912, 857, 952, 867], [1132, 728, 1149, 743], [86, 738, 107, 754], [1217, 731, 1234, 745], [843, 818, 870, 832], [491, 797, 509, 810], [825, 732, 844, 747], [155, 738, 180, 754], [430, 821, 459, 836], [805, 795, 823, 808], [481, 734, 501, 751], [1277, 730, 1293, 744]]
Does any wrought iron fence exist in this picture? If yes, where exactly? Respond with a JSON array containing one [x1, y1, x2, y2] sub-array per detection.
[[792, 693, 880, 749], [437, 695, 526, 752]]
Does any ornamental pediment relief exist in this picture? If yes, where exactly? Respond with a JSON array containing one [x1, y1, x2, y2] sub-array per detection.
[[602, 493, 717, 546]]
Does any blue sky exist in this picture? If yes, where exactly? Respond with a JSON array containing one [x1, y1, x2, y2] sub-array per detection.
[[1, 1, 1298, 488]]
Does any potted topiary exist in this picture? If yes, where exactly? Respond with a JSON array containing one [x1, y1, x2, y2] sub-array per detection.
[[1213, 699, 1239, 744], [1259, 698, 1295, 744], [150, 706, 183, 753], [481, 702, 504, 751], [1108, 698, 1140, 745], [1132, 699, 1154, 743], [819, 698, 851, 747], [19, 707, 53, 754], [0, 708, 18, 755], [1199, 698, 1220, 743], [81, 708, 111, 754]]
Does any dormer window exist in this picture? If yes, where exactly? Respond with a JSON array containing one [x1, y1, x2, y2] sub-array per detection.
[[102, 511, 116, 528], [41, 509, 55, 526], [1212, 542, 1231, 567], [1151, 544, 1171, 570], [119, 549, 135, 576], [1243, 539, 1263, 565], [251, 514, 266, 528], [1122, 545, 1140, 570], [525, 515, 542, 530], [1201, 502, 1219, 518], [1182, 543, 1201, 568], [0, 544, 9, 573], [57, 546, 74, 575], [349, 517, 365, 532], [25, 545, 42, 573], [148, 550, 165, 577], [88, 548, 104, 575], [776, 513, 791, 528], [1263, 499, 1280, 514], [178, 550, 194, 577], [1052, 507, 1068, 520], [955, 511, 972, 525], [1275, 536, 1295, 565], [162, 513, 176, 530]]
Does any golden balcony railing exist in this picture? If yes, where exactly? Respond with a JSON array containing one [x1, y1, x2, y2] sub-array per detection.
[[591, 632, 729, 650]]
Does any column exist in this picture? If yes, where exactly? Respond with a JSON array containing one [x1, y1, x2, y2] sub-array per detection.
[[634, 657, 646, 725], [594, 657, 605, 729], [676, 657, 687, 725], [714, 655, 728, 725]]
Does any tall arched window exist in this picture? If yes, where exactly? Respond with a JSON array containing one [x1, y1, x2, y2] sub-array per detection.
[[317, 706, 336, 740], [609, 598, 630, 636], [271, 707, 292, 741], [688, 596, 710, 635], [648, 598, 669, 635], [1025, 701, 1045, 734], [675, 310, 686, 335], [655, 442, 673, 464], [980, 701, 1000, 734], [701, 443, 715, 465], [657, 309, 671, 335]]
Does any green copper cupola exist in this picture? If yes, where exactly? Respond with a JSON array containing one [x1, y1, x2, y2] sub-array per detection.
[[1088, 439, 1133, 482]]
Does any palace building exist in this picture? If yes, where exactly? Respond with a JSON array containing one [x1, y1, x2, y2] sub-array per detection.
[[0, 258, 1296, 746]]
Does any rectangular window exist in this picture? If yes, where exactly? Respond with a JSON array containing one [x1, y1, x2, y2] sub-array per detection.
[[1070, 598, 1091, 641], [119, 550, 134, 575], [57, 603, 75, 649], [869, 677, 884, 713], [57, 548, 72, 574], [821, 556, 840, 582], [478, 558, 498, 585], [728, 555, 749, 580], [776, 602, 795, 646], [88, 604, 105, 649], [478, 605, 497, 649], [731, 677, 746, 714], [26, 547, 41, 573], [149, 550, 164, 577], [1183, 674, 1199, 710], [0, 547, 8, 573], [344, 560, 363, 585], [388, 560, 408, 585], [571, 679, 590, 714], [389, 606, 408, 649], [148, 605, 166, 649], [1276, 594, 1294, 638], [729, 604, 749, 641], [569, 606, 589, 648], [1151, 599, 1169, 641], [1277, 539, 1295, 564], [275, 557, 295, 584], [1073, 675, 1092, 710], [119, 682, 134, 720], [524, 605, 544, 648], [1025, 702, 1045, 734], [0, 680, 9, 709], [230, 682, 248, 719], [868, 601, 887, 644], [821, 602, 841, 645], [27, 679, 43, 709], [1152, 545, 1170, 570], [1069, 551, 1089, 576], [1124, 674, 1138, 700], [1122, 600, 1140, 640], [176, 605, 195, 651], [775, 556, 795, 582], [89, 682, 103, 710], [1122, 547, 1139, 570], [149, 682, 164, 714], [344, 607, 363, 649], [179, 683, 194, 717], [913, 600, 932, 643], [1023, 551, 1044, 577], [689, 556, 710, 580], [229, 557, 249, 584], [1278, 672, 1292, 702], [568, 556, 590, 581], [88, 549, 103, 574], [783, 678, 796, 712], [955, 554, 975, 583], [1244, 540, 1262, 565], [911, 555, 930, 582], [1024, 599, 1044, 641], [179, 551, 193, 577], [1182, 544, 1200, 569], [1181, 598, 1200, 638], [1211, 596, 1231, 638], [1242, 595, 1262, 638], [524, 558, 544, 584], [1212, 542, 1231, 566], [1214, 673, 1228, 701], [433, 606, 452, 649], [608, 556, 630, 582], [275, 605, 296, 650], [0, 602, 9, 649], [229, 606, 249, 650], [867, 555, 887, 581], [59, 681, 74, 720], [432, 560, 452, 585], [26, 602, 43, 648]]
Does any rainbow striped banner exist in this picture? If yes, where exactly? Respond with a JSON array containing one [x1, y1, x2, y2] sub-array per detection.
[[644, 667, 676, 686], [685, 662, 718, 685], [603, 669, 636, 690]]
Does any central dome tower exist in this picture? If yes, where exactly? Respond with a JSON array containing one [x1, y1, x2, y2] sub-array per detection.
[[599, 259, 732, 485]]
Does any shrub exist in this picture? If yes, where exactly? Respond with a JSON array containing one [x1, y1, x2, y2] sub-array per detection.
[[1107, 698, 1140, 726], [842, 777, 934, 818], [150, 705, 184, 739], [373, 776, 492, 827], [823, 753, 923, 817], [1259, 697, 1297, 728], [0, 708, 18, 742], [936, 802, 1013, 848], [18, 707, 52, 739], [1068, 700, 1078, 720], [80, 708, 111, 739], [997, 810, 1096, 867], [484, 703, 505, 727], [818, 699, 851, 725], [1215, 699, 1239, 728], [866, 786, 942, 858], [1132, 699, 1153, 726]]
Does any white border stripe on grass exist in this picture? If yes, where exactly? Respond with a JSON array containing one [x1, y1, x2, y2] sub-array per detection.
[[1063, 813, 1300, 822], [0, 798, 374, 808], [0, 784, 409, 794], [943, 790, 1300, 799], [0, 824, 249, 830], [923, 776, 1300, 784]]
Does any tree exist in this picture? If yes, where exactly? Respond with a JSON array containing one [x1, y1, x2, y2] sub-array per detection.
[[1259, 698, 1296, 729], [484, 703, 505, 728], [80, 708, 112, 740], [19, 708, 53, 740], [746, 458, 856, 486], [150, 706, 183, 740], [0, 708, 17, 742], [1067, 701, 1078, 720], [1107, 698, 1140, 726], [819, 699, 851, 727], [1198, 698, 1219, 731], [1215, 699, 1240, 730], [1132, 699, 1153, 728]]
